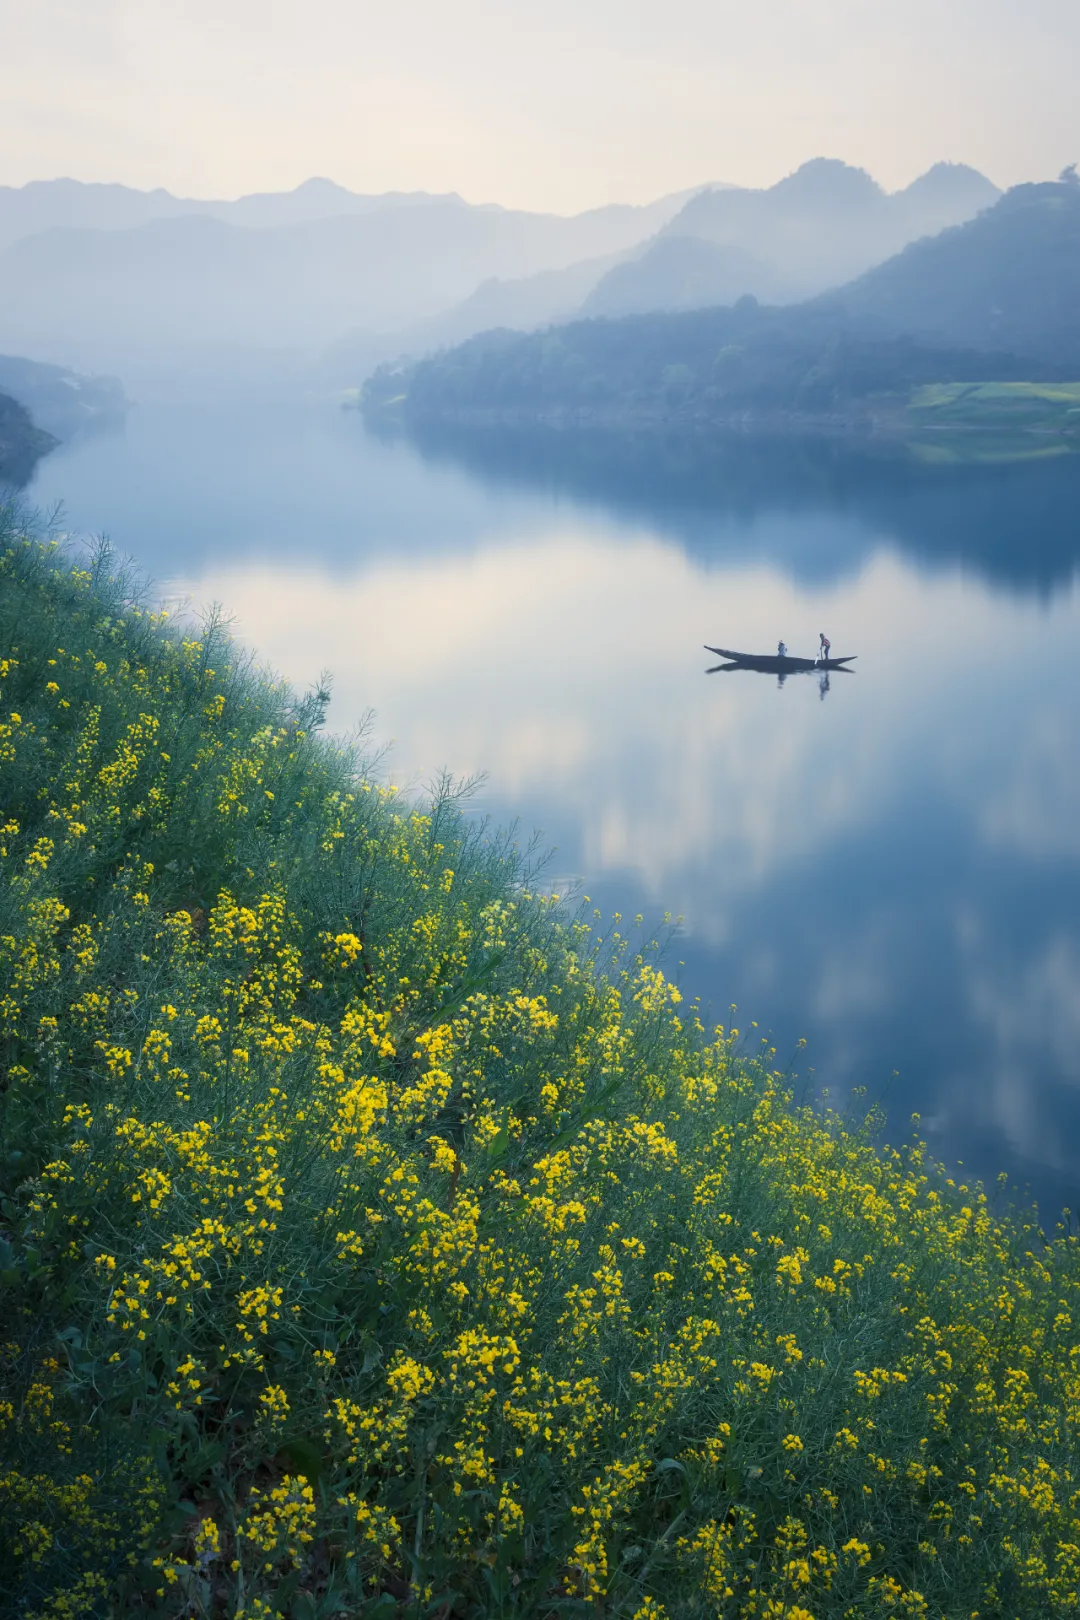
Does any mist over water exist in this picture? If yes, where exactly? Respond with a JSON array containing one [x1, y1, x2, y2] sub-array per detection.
[[26, 395, 1080, 1210]]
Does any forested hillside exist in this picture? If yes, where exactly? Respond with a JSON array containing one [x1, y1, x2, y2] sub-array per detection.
[[821, 178, 1080, 366], [365, 181, 1080, 426], [0, 389, 56, 486], [363, 309, 1037, 425]]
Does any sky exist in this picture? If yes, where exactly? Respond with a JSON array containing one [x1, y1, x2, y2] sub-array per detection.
[[1, 0, 1077, 213]]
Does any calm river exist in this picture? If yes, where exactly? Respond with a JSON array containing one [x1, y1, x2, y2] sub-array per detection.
[[25, 396, 1080, 1210]]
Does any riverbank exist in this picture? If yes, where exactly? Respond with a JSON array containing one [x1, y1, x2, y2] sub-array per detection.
[[0, 389, 57, 486], [361, 386, 1080, 447], [0, 354, 128, 444], [1, 508, 1078, 1618]]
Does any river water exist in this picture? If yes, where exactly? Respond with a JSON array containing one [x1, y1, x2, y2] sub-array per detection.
[[24, 397, 1080, 1210]]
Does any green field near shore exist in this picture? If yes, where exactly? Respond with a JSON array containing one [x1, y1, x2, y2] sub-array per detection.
[[910, 381, 1080, 430]]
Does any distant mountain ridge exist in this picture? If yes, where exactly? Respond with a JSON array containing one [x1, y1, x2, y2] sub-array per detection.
[[330, 160, 1002, 376], [322, 160, 1001, 385], [0, 175, 706, 254], [581, 160, 1000, 318], [361, 179, 1080, 430], [664, 159, 998, 272], [0, 162, 1005, 382], [0, 176, 471, 253], [0, 179, 715, 374]]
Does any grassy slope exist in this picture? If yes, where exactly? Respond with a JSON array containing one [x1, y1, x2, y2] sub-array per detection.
[[1, 510, 1078, 1620]]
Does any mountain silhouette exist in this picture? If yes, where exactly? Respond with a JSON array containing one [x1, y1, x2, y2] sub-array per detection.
[[818, 178, 1080, 366], [581, 236, 783, 317], [578, 160, 1000, 317], [365, 179, 1079, 423], [0, 181, 707, 375]]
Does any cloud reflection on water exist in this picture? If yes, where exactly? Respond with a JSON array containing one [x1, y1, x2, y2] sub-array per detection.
[[171, 529, 1080, 915]]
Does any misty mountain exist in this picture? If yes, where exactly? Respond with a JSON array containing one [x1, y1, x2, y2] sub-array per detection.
[[347, 160, 1000, 367], [319, 251, 630, 386], [0, 182, 707, 375], [0, 176, 469, 254], [332, 163, 998, 371], [361, 180, 1079, 426], [658, 159, 1000, 295], [573, 160, 1000, 321], [0, 354, 127, 440], [580, 235, 784, 318], [818, 178, 1080, 366], [0, 176, 704, 255]]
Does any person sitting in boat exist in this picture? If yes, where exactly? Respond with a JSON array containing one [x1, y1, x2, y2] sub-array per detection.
[[818, 633, 831, 663], [777, 640, 787, 658]]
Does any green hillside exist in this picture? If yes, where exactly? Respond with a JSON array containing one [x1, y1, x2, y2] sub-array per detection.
[[362, 308, 1041, 428], [825, 180, 1080, 368]]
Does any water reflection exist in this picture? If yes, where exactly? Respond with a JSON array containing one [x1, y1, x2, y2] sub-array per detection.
[[171, 530, 1080, 1208], [25, 400, 1080, 1207], [386, 418, 1080, 594]]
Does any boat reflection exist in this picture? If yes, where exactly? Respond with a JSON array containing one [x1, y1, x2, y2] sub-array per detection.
[[704, 645, 856, 696], [704, 644, 857, 673], [706, 658, 856, 676]]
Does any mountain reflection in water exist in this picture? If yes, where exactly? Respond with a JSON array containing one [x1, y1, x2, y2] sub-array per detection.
[[26, 399, 1080, 1209], [384, 417, 1080, 594]]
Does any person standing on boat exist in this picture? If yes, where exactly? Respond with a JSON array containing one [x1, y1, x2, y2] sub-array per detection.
[[777, 640, 787, 658], [819, 633, 831, 664]]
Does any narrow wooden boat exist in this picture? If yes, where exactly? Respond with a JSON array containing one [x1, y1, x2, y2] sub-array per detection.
[[704, 645, 857, 673]]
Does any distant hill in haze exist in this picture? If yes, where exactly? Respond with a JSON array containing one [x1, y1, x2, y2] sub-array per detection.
[[362, 179, 1080, 429], [0, 179, 708, 376], [0, 352, 127, 486], [330, 160, 1000, 374], [579, 160, 1000, 318], [656, 159, 1000, 293], [0, 176, 474, 254], [580, 235, 785, 318], [0, 165, 1003, 384], [319, 250, 631, 387], [0, 354, 127, 440]]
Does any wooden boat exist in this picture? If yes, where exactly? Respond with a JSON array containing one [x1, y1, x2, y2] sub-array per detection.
[[704, 645, 856, 673]]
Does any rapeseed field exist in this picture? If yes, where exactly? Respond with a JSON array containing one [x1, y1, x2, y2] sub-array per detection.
[[0, 512, 1077, 1619]]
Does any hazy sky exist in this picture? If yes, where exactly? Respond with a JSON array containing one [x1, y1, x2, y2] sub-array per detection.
[[1, 0, 1076, 211]]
